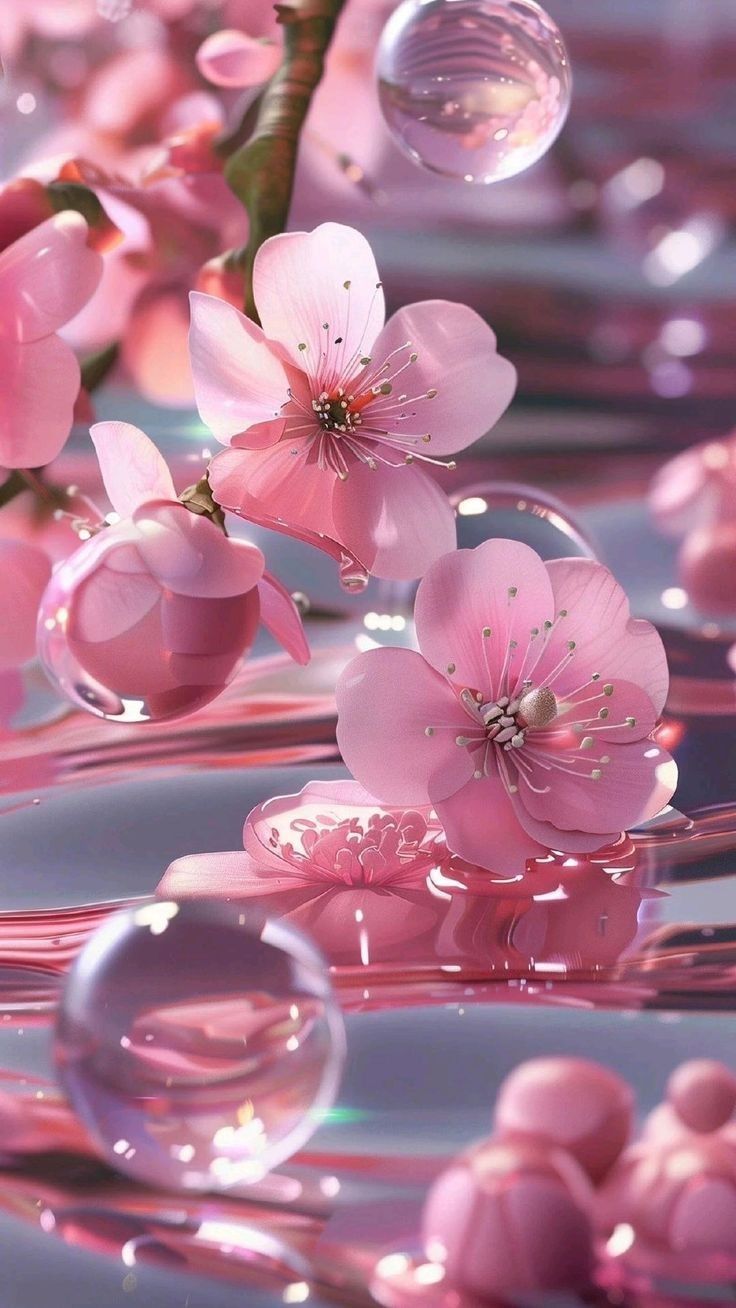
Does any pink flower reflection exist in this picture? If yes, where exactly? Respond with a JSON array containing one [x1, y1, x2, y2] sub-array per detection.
[[337, 539, 677, 875], [191, 222, 516, 581], [158, 780, 446, 964]]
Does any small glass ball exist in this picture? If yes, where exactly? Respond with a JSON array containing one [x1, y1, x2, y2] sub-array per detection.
[[55, 900, 346, 1191], [376, 0, 571, 184]]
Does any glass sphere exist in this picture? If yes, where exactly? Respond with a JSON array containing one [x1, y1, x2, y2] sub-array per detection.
[[55, 900, 346, 1191], [376, 0, 572, 184], [37, 521, 260, 723]]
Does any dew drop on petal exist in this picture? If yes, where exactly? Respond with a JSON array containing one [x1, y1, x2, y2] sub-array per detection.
[[339, 553, 370, 593], [376, 0, 572, 184], [55, 900, 345, 1192]]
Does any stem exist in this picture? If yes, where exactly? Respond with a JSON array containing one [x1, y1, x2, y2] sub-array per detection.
[[80, 342, 120, 394], [0, 468, 64, 513], [224, 0, 348, 320], [0, 470, 27, 511], [180, 474, 227, 532]]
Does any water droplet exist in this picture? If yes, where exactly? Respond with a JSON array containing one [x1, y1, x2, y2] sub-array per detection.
[[339, 553, 369, 593], [36, 528, 260, 722], [376, 0, 571, 184], [55, 900, 345, 1191]]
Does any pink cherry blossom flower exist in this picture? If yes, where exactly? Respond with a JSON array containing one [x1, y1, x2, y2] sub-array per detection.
[[37, 422, 308, 721], [190, 222, 517, 581], [161, 779, 443, 895], [336, 539, 677, 875], [157, 779, 446, 964], [0, 212, 102, 469], [242, 778, 444, 889], [52, 151, 245, 407]]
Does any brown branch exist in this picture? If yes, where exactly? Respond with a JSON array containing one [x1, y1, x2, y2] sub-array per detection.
[[224, 0, 348, 320]]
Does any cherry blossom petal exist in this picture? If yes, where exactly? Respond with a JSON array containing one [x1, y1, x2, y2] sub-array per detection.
[[71, 556, 161, 643], [90, 421, 176, 518], [0, 540, 51, 670], [537, 559, 669, 716], [0, 334, 80, 469], [336, 646, 474, 805], [506, 800, 619, 856], [253, 223, 385, 374], [517, 738, 678, 836], [196, 29, 282, 88], [433, 770, 549, 875], [189, 291, 289, 443], [0, 212, 102, 344], [368, 301, 517, 456], [132, 502, 265, 597], [331, 460, 457, 580], [415, 538, 555, 692], [157, 851, 257, 899], [550, 678, 659, 745], [209, 442, 346, 564], [257, 572, 310, 665]]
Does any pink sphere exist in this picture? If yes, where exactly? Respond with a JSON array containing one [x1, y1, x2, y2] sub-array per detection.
[[422, 1138, 593, 1299], [667, 1060, 736, 1134], [494, 1057, 633, 1182], [679, 521, 736, 614], [597, 1133, 736, 1281], [37, 503, 263, 721]]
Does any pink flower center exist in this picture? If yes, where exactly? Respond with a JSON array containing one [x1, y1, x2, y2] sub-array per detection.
[[265, 807, 438, 886], [425, 605, 640, 796], [283, 280, 452, 480]]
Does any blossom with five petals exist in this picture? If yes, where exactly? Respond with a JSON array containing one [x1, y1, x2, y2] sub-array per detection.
[[189, 222, 516, 581], [336, 539, 677, 874]]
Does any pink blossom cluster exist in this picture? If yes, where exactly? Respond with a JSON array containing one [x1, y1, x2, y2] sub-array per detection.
[[0, 0, 677, 875]]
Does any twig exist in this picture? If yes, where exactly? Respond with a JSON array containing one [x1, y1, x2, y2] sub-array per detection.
[[224, 0, 348, 320]]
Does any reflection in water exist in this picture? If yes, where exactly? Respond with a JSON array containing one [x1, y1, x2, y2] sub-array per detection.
[[6, 800, 736, 1011]]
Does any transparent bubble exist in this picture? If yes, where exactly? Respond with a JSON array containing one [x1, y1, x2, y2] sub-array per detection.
[[453, 481, 597, 560], [376, 0, 572, 184], [55, 900, 345, 1191], [37, 527, 259, 723]]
